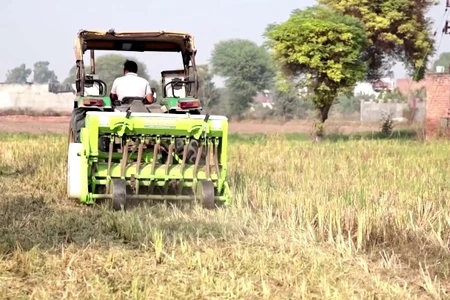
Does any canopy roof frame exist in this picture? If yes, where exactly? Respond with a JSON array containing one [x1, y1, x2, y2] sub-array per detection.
[[73, 29, 198, 97], [74, 29, 196, 60]]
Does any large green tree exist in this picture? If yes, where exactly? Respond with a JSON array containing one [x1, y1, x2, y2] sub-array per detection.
[[318, 0, 437, 81], [33, 61, 58, 84], [5, 64, 32, 84], [210, 39, 275, 117], [265, 6, 368, 139], [197, 64, 220, 112], [63, 54, 151, 93]]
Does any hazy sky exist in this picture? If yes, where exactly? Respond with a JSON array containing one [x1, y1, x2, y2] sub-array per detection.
[[1, 0, 448, 86]]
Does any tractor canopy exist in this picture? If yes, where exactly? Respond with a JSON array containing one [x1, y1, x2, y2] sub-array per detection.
[[72, 29, 200, 113], [74, 29, 196, 60]]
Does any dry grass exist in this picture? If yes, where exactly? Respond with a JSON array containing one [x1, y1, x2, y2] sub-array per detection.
[[0, 131, 449, 299], [0, 108, 68, 117]]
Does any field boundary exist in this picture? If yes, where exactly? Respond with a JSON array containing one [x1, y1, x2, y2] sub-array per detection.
[[0, 110, 422, 136]]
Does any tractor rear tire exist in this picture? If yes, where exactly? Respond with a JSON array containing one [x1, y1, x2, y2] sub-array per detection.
[[68, 108, 86, 143]]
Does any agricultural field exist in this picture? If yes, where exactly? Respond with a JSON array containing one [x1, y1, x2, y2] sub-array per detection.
[[0, 121, 449, 299]]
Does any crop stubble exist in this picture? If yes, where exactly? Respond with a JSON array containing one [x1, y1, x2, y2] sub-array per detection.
[[0, 129, 448, 299]]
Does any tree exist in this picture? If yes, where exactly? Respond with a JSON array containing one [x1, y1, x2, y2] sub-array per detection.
[[149, 79, 161, 99], [273, 78, 314, 121], [265, 6, 368, 140], [62, 54, 151, 93], [273, 86, 301, 121], [210, 39, 275, 117], [209, 87, 230, 115], [5, 64, 32, 84], [376, 87, 406, 103], [432, 51, 450, 73], [318, 0, 437, 81], [33, 61, 58, 84], [197, 64, 220, 112], [334, 95, 361, 115]]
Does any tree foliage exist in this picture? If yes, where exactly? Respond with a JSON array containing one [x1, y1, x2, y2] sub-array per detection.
[[197, 64, 220, 112], [265, 6, 368, 138], [5, 64, 32, 84], [149, 79, 161, 99], [318, 0, 437, 81], [432, 51, 450, 73], [210, 39, 275, 116], [33, 61, 58, 84], [273, 83, 313, 121]]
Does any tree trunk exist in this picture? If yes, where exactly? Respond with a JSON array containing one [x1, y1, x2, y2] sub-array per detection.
[[314, 104, 331, 142]]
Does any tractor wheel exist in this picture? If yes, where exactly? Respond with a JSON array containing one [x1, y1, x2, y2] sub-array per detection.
[[68, 108, 86, 143], [195, 180, 215, 209], [111, 179, 127, 211]]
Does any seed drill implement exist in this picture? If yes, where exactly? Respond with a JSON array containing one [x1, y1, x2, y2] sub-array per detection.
[[65, 29, 232, 210]]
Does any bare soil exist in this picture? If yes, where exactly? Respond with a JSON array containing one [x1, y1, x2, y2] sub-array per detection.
[[0, 115, 406, 135]]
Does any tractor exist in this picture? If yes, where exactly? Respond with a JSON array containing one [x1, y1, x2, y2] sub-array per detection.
[[66, 29, 231, 210]]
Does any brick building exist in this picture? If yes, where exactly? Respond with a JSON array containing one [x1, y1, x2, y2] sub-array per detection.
[[395, 78, 426, 97], [424, 73, 450, 140]]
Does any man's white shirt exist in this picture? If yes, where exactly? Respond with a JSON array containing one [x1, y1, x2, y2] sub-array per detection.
[[110, 72, 151, 100]]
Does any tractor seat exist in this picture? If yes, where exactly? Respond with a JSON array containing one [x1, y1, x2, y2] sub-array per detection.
[[120, 96, 146, 105]]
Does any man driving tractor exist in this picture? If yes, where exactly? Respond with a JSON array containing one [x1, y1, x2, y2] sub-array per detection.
[[110, 60, 154, 104]]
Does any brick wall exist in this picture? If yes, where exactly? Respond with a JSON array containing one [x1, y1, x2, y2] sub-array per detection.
[[425, 73, 450, 140]]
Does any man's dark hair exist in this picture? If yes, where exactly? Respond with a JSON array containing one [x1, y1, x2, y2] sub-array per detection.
[[124, 60, 138, 73]]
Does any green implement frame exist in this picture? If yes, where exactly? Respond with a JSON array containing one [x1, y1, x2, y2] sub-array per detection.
[[67, 111, 232, 210]]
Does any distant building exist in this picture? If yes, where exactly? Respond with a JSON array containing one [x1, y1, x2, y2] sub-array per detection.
[[353, 77, 395, 99]]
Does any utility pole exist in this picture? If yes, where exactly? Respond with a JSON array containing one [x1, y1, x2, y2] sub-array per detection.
[[443, 1, 450, 72], [444, 1, 450, 34]]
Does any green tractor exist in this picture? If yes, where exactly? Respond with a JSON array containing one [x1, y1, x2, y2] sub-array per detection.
[[68, 29, 204, 143], [66, 29, 232, 210]]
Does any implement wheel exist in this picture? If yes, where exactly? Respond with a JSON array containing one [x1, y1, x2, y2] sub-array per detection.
[[195, 180, 215, 209], [111, 179, 127, 211]]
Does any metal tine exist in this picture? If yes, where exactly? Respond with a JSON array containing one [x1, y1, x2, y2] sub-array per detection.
[[163, 137, 175, 196], [135, 137, 144, 194], [120, 138, 129, 179], [214, 138, 220, 179], [177, 137, 189, 195], [180, 138, 189, 173], [149, 136, 160, 194], [165, 137, 175, 174], [106, 136, 114, 193], [193, 140, 204, 180], [206, 138, 211, 180]]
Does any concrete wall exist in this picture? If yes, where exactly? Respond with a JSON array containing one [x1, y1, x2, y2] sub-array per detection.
[[0, 83, 430, 126], [424, 73, 450, 140], [0, 83, 75, 114], [360, 101, 425, 123]]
